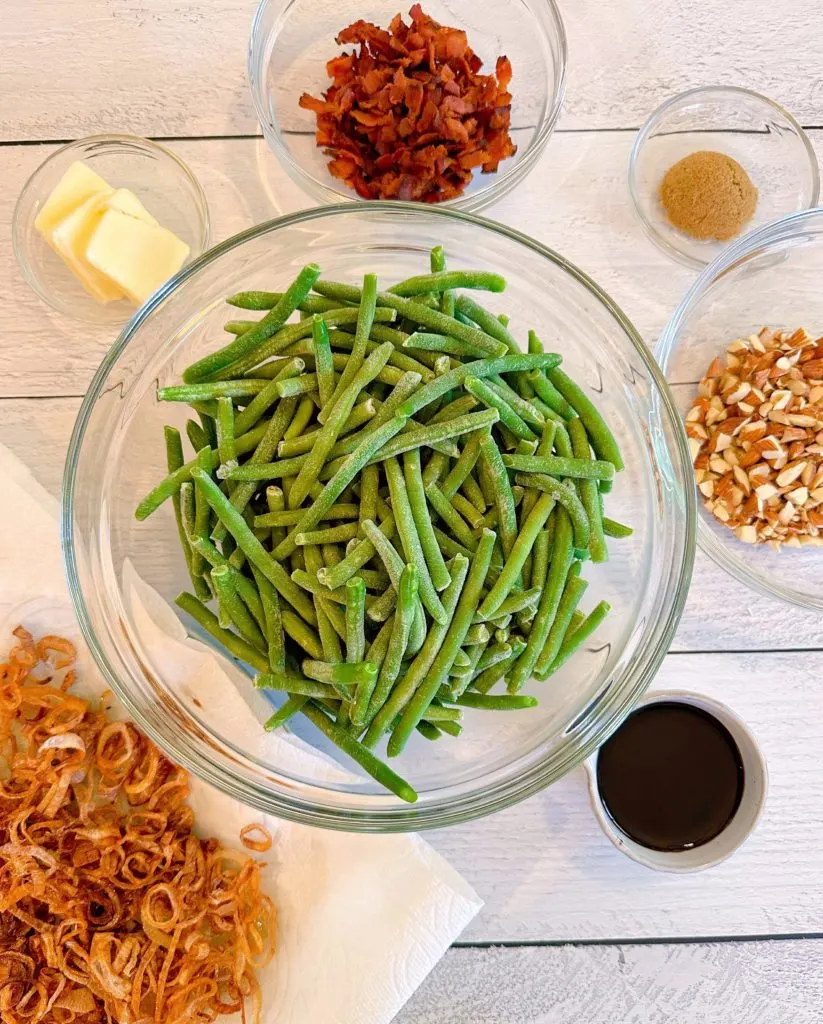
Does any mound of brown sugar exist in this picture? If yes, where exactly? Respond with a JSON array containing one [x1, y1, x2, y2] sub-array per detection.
[[659, 150, 758, 241]]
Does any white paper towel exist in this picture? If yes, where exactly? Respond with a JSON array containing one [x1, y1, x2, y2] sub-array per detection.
[[0, 443, 482, 1024]]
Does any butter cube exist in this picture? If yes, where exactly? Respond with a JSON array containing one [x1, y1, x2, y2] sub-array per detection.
[[85, 208, 190, 306], [50, 192, 124, 303], [106, 187, 159, 226], [34, 161, 111, 236]]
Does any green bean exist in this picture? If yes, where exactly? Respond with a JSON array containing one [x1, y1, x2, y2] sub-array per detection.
[[272, 415, 409, 560], [189, 448, 213, 579], [547, 366, 624, 471], [402, 449, 451, 592], [345, 577, 367, 663], [231, 371, 295, 438], [529, 526, 550, 593], [303, 548, 344, 664], [426, 484, 478, 550], [450, 492, 485, 528], [471, 639, 526, 694], [302, 660, 376, 691], [450, 692, 537, 710], [314, 279, 508, 357], [212, 307, 395, 382], [255, 673, 338, 699], [311, 315, 335, 409], [175, 592, 269, 673], [473, 641, 513, 674], [275, 375, 318, 398], [366, 408, 499, 466], [295, 523, 360, 546], [165, 427, 208, 600], [526, 365, 576, 420], [389, 270, 506, 297], [362, 554, 469, 748], [281, 607, 324, 659], [360, 518, 426, 652], [402, 332, 490, 359], [514, 473, 590, 552], [432, 526, 475, 560], [486, 587, 541, 621], [441, 431, 483, 499], [264, 695, 310, 731], [464, 377, 536, 441], [186, 419, 210, 453], [478, 432, 518, 559], [395, 353, 561, 420], [568, 416, 608, 563], [534, 570, 588, 676], [366, 586, 397, 623], [224, 319, 257, 335], [192, 535, 264, 630], [327, 330, 437, 380], [227, 289, 348, 313], [281, 395, 314, 442], [487, 377, 546, 431], [387, 530, 495, 756], [215, 397, 237, 475], [288, 342, 394, 508], [191, 468, 317, 627], [255, 504, 358, 528], [277, 400, 377, 458], [384, 457, 446, 623], [301, 702, 417, 803], [316, 512, 396, 591], [603, 517, 633, 538], [361, 564, 418, 728], [158, 379, 272, 402], [184, 264, 322, 382], [507, 508, 574, 693], [463, 623, 490, 645], [540, 600, 611, 678], [219, 398, 300, 552], [502, 453, 615, 481], [476, 493, 555, 618], [248, 564, 285, 672], [452, 294, 520, 353], [324, 273, 378, 419]]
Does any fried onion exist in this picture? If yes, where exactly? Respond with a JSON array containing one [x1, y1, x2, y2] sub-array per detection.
[[0, 629, 276, 1024]]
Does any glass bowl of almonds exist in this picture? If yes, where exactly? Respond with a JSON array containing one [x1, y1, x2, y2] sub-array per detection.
[[657, 208, 823, 611]]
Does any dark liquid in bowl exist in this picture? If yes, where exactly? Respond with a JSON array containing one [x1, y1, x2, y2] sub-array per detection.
[[596, 702, 745, 852]]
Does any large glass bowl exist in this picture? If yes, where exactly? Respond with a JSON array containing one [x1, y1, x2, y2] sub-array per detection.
[[63, 203, 694, 832], [657, 208, 823, 611], [248, 0, 566, 212]]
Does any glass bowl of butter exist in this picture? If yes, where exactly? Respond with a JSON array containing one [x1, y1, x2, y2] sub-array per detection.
[[13, 134, 210, 325]]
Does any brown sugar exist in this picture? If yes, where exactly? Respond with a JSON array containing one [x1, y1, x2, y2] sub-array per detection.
[[659, 150, 758, 242]]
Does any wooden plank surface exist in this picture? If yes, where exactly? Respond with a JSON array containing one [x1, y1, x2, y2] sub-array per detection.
[[394, 941, 823, 1024], [2, 0, 821, 139]]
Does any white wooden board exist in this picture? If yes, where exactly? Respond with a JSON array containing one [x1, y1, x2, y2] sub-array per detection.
[[394, 942, 823, 1024]]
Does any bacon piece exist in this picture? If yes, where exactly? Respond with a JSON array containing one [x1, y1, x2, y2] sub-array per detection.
[[298, 5, 516, 203]]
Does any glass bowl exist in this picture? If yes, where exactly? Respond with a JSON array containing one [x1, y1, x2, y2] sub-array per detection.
[[63, 203, 695, 832], [629, 86, 819, 269], [13, 134, 210, 325], [248, 0, 566, 213], [657, 207, 823, 611]]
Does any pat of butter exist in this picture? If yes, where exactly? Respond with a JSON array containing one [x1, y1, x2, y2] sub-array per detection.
[[85, 207, 190, 305], [49, 192, 125, 303], [34, 161, 111, 236], [106, 187, 159, 226]]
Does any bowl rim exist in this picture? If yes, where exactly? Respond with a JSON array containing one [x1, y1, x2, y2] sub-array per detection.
[[246, 0, 568, 213], [628, 85, 820, 270], [62, 201, 696, 831], [12, 132, 212, 324], [656, 205, 823, 612]]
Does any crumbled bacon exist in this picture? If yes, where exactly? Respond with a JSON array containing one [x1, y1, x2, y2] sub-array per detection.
[[299, 5, 517, 203]]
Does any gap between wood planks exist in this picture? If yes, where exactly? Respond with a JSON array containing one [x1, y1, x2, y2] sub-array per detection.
[[4, 125, 823, 148], [455, 931, 823, 949]]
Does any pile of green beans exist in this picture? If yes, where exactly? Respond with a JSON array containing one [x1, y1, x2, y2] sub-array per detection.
[[136, 248, 632, 802]]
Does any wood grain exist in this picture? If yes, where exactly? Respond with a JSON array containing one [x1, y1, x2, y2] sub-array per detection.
[[394, 942, 823, 1024], [2, 0, 822, 139]]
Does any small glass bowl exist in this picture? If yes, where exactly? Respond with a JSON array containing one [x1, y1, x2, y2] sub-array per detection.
[[657, 207, 823, 611], [248, 0, 566, 213], [13, 134, 210, 325], [629, 86, 819, 269], [63, 203, 695, 831]]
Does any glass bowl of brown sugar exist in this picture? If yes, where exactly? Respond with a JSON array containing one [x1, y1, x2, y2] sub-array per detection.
[[629, 86, 819, 269]]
